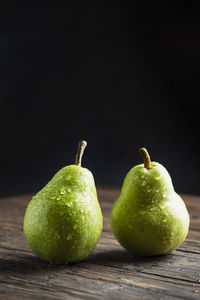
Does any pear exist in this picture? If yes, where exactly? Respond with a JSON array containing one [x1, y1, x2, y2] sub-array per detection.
[[24, 140, 103, 264], [110, 148, 190, 256]]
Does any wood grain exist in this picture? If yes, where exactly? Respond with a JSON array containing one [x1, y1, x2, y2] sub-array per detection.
[[0, 188, 200, 299]]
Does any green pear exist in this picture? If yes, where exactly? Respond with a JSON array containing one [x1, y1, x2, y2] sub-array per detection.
[[110, 148, 190, 256], [24, 140, 103, 264]]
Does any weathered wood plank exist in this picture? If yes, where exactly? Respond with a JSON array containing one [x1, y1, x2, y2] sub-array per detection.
[[0, 188, 200, 299]]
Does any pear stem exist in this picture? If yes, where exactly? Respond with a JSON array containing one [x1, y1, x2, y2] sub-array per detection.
[[75, 140, 87, 167], [139, 147, 151, 170]]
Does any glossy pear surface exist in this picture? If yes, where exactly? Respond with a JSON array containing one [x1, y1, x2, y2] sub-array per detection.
[[111, 162, 190, 256], [24, 165, 103, 263]]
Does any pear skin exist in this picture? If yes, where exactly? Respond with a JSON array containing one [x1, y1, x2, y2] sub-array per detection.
[[110, 148, 190, 256]]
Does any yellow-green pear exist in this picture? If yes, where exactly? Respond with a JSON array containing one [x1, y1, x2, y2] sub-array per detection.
[[24, 141, 103, 264], [110, 148, 190, 256]]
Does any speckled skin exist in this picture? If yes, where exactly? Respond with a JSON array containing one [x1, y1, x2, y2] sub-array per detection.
[[24, 165, 103, 264], [110, 162, 190, 256]]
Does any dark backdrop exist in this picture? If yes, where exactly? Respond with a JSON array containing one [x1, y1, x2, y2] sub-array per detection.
[[1, 4, 200, 196]]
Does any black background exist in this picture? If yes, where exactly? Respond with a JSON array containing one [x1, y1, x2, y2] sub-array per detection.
[[1, 4, 200, 197]]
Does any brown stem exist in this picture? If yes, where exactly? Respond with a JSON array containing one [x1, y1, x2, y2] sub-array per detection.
[[75, 140, 87, 166], [139, 147, 151, 170]]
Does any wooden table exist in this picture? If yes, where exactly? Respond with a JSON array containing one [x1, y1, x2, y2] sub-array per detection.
[[0, 188, 200, 299]]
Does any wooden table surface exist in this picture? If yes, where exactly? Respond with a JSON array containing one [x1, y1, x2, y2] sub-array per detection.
[[0, 188, 200, 300]]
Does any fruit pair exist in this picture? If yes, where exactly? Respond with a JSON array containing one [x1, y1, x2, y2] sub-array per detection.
[[24, 141, 190, 264]]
